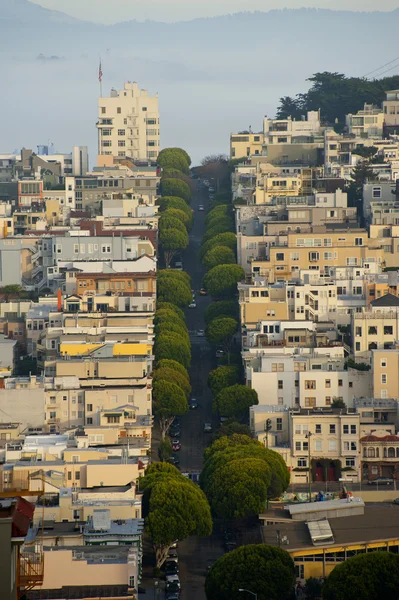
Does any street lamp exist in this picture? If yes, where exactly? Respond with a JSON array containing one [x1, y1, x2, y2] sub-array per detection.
[[305, 431, 313, 503], [238, 589, 258, 600]]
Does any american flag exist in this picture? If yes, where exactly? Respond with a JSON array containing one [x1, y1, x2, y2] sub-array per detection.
[[98, 60, 103, 83]]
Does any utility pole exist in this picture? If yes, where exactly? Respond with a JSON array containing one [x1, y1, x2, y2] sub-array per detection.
[[306, 431, 313, 502]]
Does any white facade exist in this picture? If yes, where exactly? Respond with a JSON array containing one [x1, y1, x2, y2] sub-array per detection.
[[263, 111, 321, 145], [97, 82, 160, 162]]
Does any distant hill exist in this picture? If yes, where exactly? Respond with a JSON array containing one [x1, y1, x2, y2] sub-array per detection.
[[2, 1, 399, 163]]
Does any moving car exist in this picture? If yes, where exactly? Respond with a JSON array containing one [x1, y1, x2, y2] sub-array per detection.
[[198, 205, 204, 211], [216, 349, 225, 358], [174, 261, 183, 270], [367, 477, 394, 485], [199, 288, 208, 295], [190, 398, 198, 409], [204, 423, 213, 433], [197, 329, 205, 337], [189, 301, 197, 308]]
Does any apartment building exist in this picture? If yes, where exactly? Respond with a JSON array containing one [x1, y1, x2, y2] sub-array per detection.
[[97, 81, 159, 163], [245, 352, 371, 408], [230, 131, 264, 159], [372, 348, 399, 399], [352, 294, 399, 361], [250, 405, 361, 483], [345, 104, 384, 138], [383, 90, 399, 131], [250, 227, 383, 282]]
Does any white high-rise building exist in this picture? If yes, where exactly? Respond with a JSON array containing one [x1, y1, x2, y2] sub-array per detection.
[[97, 81, 160, 164]]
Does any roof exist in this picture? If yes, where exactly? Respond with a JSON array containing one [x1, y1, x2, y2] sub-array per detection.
[[371, 293, 399, 307], [360, 434, 399, 442], [262, 504, 399, 552], [0, 497, 35, 538]]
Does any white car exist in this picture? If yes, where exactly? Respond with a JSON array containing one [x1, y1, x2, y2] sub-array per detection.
[[197, 329, 205, 337], [174, 261, 183, 270], [198, 205, 204, 211], [189, 301, 197, 308]]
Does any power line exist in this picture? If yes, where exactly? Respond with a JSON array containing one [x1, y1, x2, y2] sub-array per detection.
[[363, 56, 399, 79], [369, 62, 399, 80]]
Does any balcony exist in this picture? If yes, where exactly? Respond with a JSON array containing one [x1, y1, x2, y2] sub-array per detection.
[[19, 547, 44, 591]]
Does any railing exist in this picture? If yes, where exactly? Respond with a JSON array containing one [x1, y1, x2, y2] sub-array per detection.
[[19, 548, 44, 590]]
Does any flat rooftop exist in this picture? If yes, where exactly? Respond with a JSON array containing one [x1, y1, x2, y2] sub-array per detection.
[[262, 504, 399, 552]]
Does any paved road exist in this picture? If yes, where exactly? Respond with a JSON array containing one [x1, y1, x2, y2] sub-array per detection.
[[175, 182, 224, 600], [288, 481, 399, 493]]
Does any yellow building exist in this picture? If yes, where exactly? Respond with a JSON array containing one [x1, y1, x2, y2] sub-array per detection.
[[251, 228, 383, 282], [230, 131, 264, 159]]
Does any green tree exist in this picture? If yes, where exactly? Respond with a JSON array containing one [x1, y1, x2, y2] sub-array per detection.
[[162, 170, 195, 192], [203, 246, 236, 270], [304, 577, 323, 600], [205, 544, 295, 600], [158, 269, 191, 285], [152, 379, 188, 438], [199, 232, 237, 261], [157, 275, 192, 307], [164, 207, 192, 230], [161, 178, 191, 203], [157, 196, 193, 221], [154, 333, 191, 370], [153, 366, 191, 398], [159, 227, 189, 267], [202, 220, 234, 243], [154, 308, 186, 329], [322, 552, 399, 600], [155, 322, 190, 346], [156, 359, 189, 380], [276, 95, 305, 120], [158, 147, 191, 174], [217, 420, 251, 438], [203, 264, 245, 297], [206, 204, 232, 227], [195, 154, 230, 192], [158, 437, 172, 461], [213, 384, 258, 419], [206, 317, 238, 361], [159, 213, 187, 235], [205, 301, 239, 325], [331, 398, 346, 409], [208, 366, 240, 396], [156, 302, 185, 321], [141, 463, 212, 567]]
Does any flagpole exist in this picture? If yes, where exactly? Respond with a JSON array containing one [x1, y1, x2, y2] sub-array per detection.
[[99, 56, 103, 97]]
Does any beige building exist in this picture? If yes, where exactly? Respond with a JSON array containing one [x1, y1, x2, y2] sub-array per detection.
[[383, 90, 399, 129], [352, 294, 399, 361], [372, 348, 399, 399], [345, 104, 384, 138], [97, 81, 160, 163], [250, 405, 361, 483]]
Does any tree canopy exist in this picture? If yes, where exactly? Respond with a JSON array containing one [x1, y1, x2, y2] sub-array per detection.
[[205, 300, 239, 325], [157, 196, 193, 218], [157, 275, 192, 307], [156, 302, 185, 321], [205, 544, 295, 600], [159, 212, 187, 234], [213, 384, 258, 419], [322, 552, 399, 600], [202, 220, 234, 243], [153, 366, 191, 399], [164, 207, 192, 230], [159, 226, 189, 268], [203, 246, 236, 270], [199, 232, 237, 262], [154, 333, 191, 370], [141, 462, 212, 567], [276, 71, 399, 127], [206, 317, 238, 359], [208, 366, 240, 396], [158, 147, 191, 174], [161, 178, 191, 203], [152, 379, 188, 437], [203, 264, 245, 297], [157, 358, 189, 380], [200, 435, 290, 519]]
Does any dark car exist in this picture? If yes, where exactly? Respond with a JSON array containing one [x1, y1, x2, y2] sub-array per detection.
[[166, 580, 181, 593], [367, 477, 394, 485], [166, 595, 180, 600], [393, 498, 399, 505], [172, 442, 181, 451], [166, 456, 180, 467], [190, 398, 198, 409], [165, 563, 179, 576], [169, 428, 181, 438]]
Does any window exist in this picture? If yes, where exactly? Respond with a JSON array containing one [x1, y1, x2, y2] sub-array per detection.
[[346, 458, 355, 468], [118, 129, 125, 135], [101, 107, 106, 114], [355, 326, 362, 336], [384, 326, 393, 335], [325, 379, 331, 388], [101, 245, 111, 254], [276, 253, 285, 261], [142, 106, 147, 111], [291, 252, 300, 261], [351, 442, 357, 451], [356, 342, 361, 351], [309, 251, 319, 262], [303, 441, 308, 451], [107, 416, 120, 423], [304, 397, 316, 407], [343, 424, 349, 434], [346, 257, 358, 266], [328, 440, 337, 451], [297, 458, 307, 467], [381, 358, 387, 367], [351, 425, 356, 434], [329, 424, 336, 434], [355, 238, 363, 246], [372, 186, 382, 199], [314, 440, 322, 451], [87, 417, 93, 425], [368, 326, 378, 335], [117, 107, 121, 113], [87, 404, 93, 412], [324, 252, 333, 260], [295, 441, 301, 451], [118, 140, 126, 147], [305, 380, 316, 389], [315, 424, 322, 434], [129, 576, 135, 588], [381, 373, 387, 385], [276, 418, 283, 431], [68, 472, 72, 480], [278, 380, 283, 389]]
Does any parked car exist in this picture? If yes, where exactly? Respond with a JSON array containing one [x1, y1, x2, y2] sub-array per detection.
[[197, 329, 205, 337], [169, 427, 181, 437], [165, 563, 179, 576], [166, 456, 180, 466], [189, 301, 197, 308], [367, 477, 394, 485], [166, 582, 181, 594], [166, 574, 180, 585], [190, 398, 198, 409], [204, 423, 213, 433], [216, 349, 225, 358], [168, 550, 178, 559], [198, 204, 204, 211], [199, 288, 208, 295], [209, 186, 214, 192], [393, 498, 399, 505], [166, 594, 180, 600], [172, 441, 181, 451], [174, 261, 183, 271]]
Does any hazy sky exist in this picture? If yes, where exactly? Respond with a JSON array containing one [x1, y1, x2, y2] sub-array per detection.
[[31, 0, 399, 23]]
